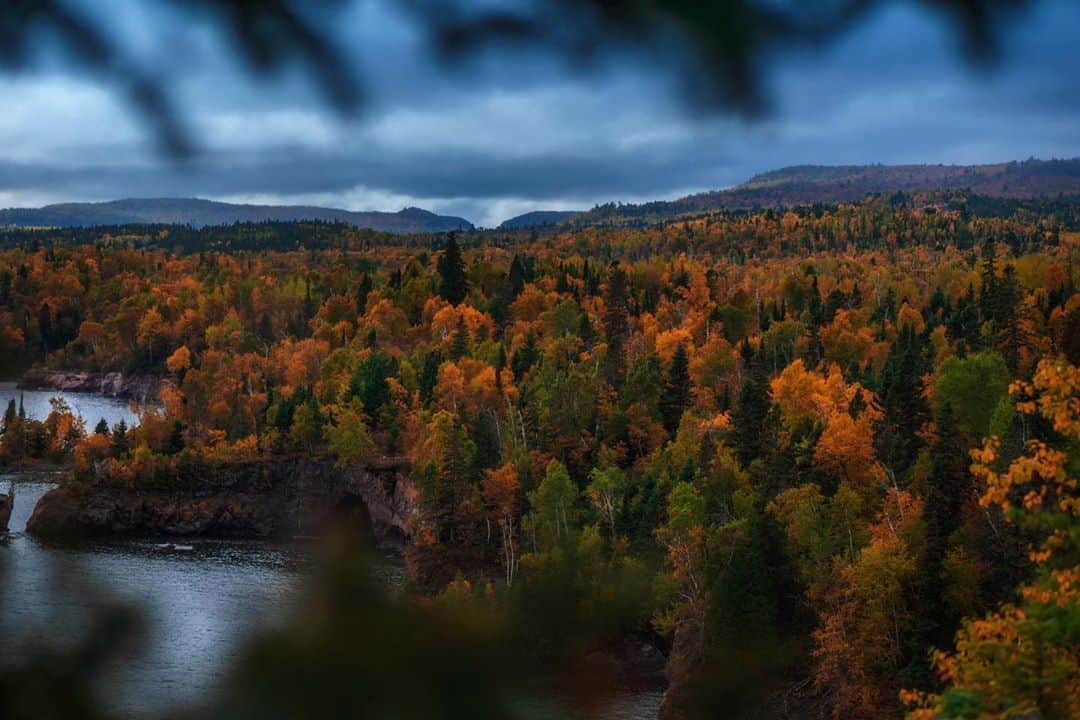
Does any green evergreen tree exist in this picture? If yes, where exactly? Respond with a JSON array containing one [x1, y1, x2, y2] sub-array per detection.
[[508, 254, 527, 296], [661, 344, 692, 433], [3, 399, 15, 431], [993, 264, 1028, 373], [603, 262, 629, 384], [110, 419, 129, 457], [449, 316, 471, 360], [419, 351, 442, 406], [879, 324, 930, 473], [437, 232, 468, 305], [732, 345, 770, 467], [348, 350, 395, 419], [511, 332, 539, 379], [978, 237, 999, 325]]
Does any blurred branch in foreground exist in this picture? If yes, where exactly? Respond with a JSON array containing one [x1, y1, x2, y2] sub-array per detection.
[[0, 0, 1034, 156]]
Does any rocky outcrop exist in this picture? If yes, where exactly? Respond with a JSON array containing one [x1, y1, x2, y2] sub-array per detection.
[[27, 456, 416, 547], [18, 368, 164, 402], [0, 484, 12, 531]]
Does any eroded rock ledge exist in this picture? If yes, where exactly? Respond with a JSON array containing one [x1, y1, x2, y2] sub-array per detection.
[[18, 368, 164, 401], [26, 455, 416, 547]]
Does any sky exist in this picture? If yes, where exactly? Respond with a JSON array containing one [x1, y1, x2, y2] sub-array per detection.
[[1, 0, 1078, 228]]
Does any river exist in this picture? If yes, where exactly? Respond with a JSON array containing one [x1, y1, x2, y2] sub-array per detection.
[[0, 392, 663, 719]]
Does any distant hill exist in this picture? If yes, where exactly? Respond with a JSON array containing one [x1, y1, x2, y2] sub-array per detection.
[[497, 210, 582, 230], [0, 198, 474, 233], [570, 158, 1080, 225]]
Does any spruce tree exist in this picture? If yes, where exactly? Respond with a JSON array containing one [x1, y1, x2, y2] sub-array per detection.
[[449, 316, 470, 360], [603, 262, 629, 384], [111, 419, 129, 457], [3, 399, 15, 431], [661, 344, 692, 433], [511, 332, 539, 379], [993, 264, 1027, 373], [508, 255, 527, 297], [978, 237, 999, 324], [732, 344, 770, 466], [879, 324, 929, 473], [419, 351, 442, 406], [437, 232, 468, 305]]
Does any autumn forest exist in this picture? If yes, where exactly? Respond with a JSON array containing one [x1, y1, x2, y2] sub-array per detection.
[[0, 191, 1076, 719]]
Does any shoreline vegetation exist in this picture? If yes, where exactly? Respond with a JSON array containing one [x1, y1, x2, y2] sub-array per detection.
[[0, 194, 1077, 719]]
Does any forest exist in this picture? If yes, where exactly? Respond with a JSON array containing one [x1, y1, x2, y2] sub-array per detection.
[[1, 193, 1077, 719]]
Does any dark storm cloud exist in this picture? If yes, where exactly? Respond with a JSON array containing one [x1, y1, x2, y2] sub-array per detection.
[[1, 0, 1078, 226], [0, 138, 735, 210]]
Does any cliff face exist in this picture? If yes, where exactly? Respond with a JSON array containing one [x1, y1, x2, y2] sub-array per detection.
[[18, 368, 163, 402], [0, 488, 12, 531], [26, 457, 416, 547]]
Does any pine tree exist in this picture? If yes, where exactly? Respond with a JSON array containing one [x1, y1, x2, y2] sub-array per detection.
[[879, 324, 929, 473], [449, 316, 470, 360], [992, 264, 1029, 373], [111, 419, 129, 457], [661, 344, 692, 433], [355, 272, 373, 310], [3, 399, 15, 431], [732, 345, 770, 466], [419, 351, 442, 406], [603, 262, 629, 384], [978, 237, 999, 325], [511, 332, 539, 379], [348, 350, 395, 419], [508, 255, 527, 296], [257, 313, 274, 344], [437, 232, 468, 305]]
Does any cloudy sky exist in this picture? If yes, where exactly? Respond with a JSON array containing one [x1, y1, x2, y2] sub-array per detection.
[[1, 0, 1078, 227]]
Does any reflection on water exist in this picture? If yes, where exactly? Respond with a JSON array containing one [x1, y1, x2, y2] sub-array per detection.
[[0, 478, 307, 715], [0, 382, 142, 428], [1, 478, 662, 719]]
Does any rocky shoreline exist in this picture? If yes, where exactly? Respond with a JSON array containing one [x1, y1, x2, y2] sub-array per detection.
[[26, 456, 417, 548], [16, 368, 164, 402], [15, 457, 676, 710]]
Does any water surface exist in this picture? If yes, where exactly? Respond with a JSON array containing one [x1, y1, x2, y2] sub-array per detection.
[[0, 478, 305, 715], [2, 476, 661, 718], [0, 382, 141, 429]]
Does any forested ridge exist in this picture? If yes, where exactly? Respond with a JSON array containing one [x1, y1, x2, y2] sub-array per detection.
[[0, 198, 474, 233], [1, 197, 1077, 719], [565, 160, 1080, 227]]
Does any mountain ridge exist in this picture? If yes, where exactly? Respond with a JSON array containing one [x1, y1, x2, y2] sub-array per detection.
[[499, 157, 1080, 228], [0, 197, 474, 233], [497, 210, 583, 230], [5, 159, 1079, 232]]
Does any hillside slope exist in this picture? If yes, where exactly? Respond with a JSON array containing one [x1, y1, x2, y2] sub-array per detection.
[[497, 210, 582, 230], [570, 158, 1080, 225], [0, 198, 474, 233]]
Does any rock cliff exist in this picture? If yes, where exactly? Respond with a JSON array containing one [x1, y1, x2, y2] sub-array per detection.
[[0, 485, 12, 531], [26, 456, 416, 547], [18, 368, 164, 402]]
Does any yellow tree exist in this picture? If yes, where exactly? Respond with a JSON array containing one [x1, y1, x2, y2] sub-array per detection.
[[905, 357, 1079, 720], [482, 462, 520, 586]]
